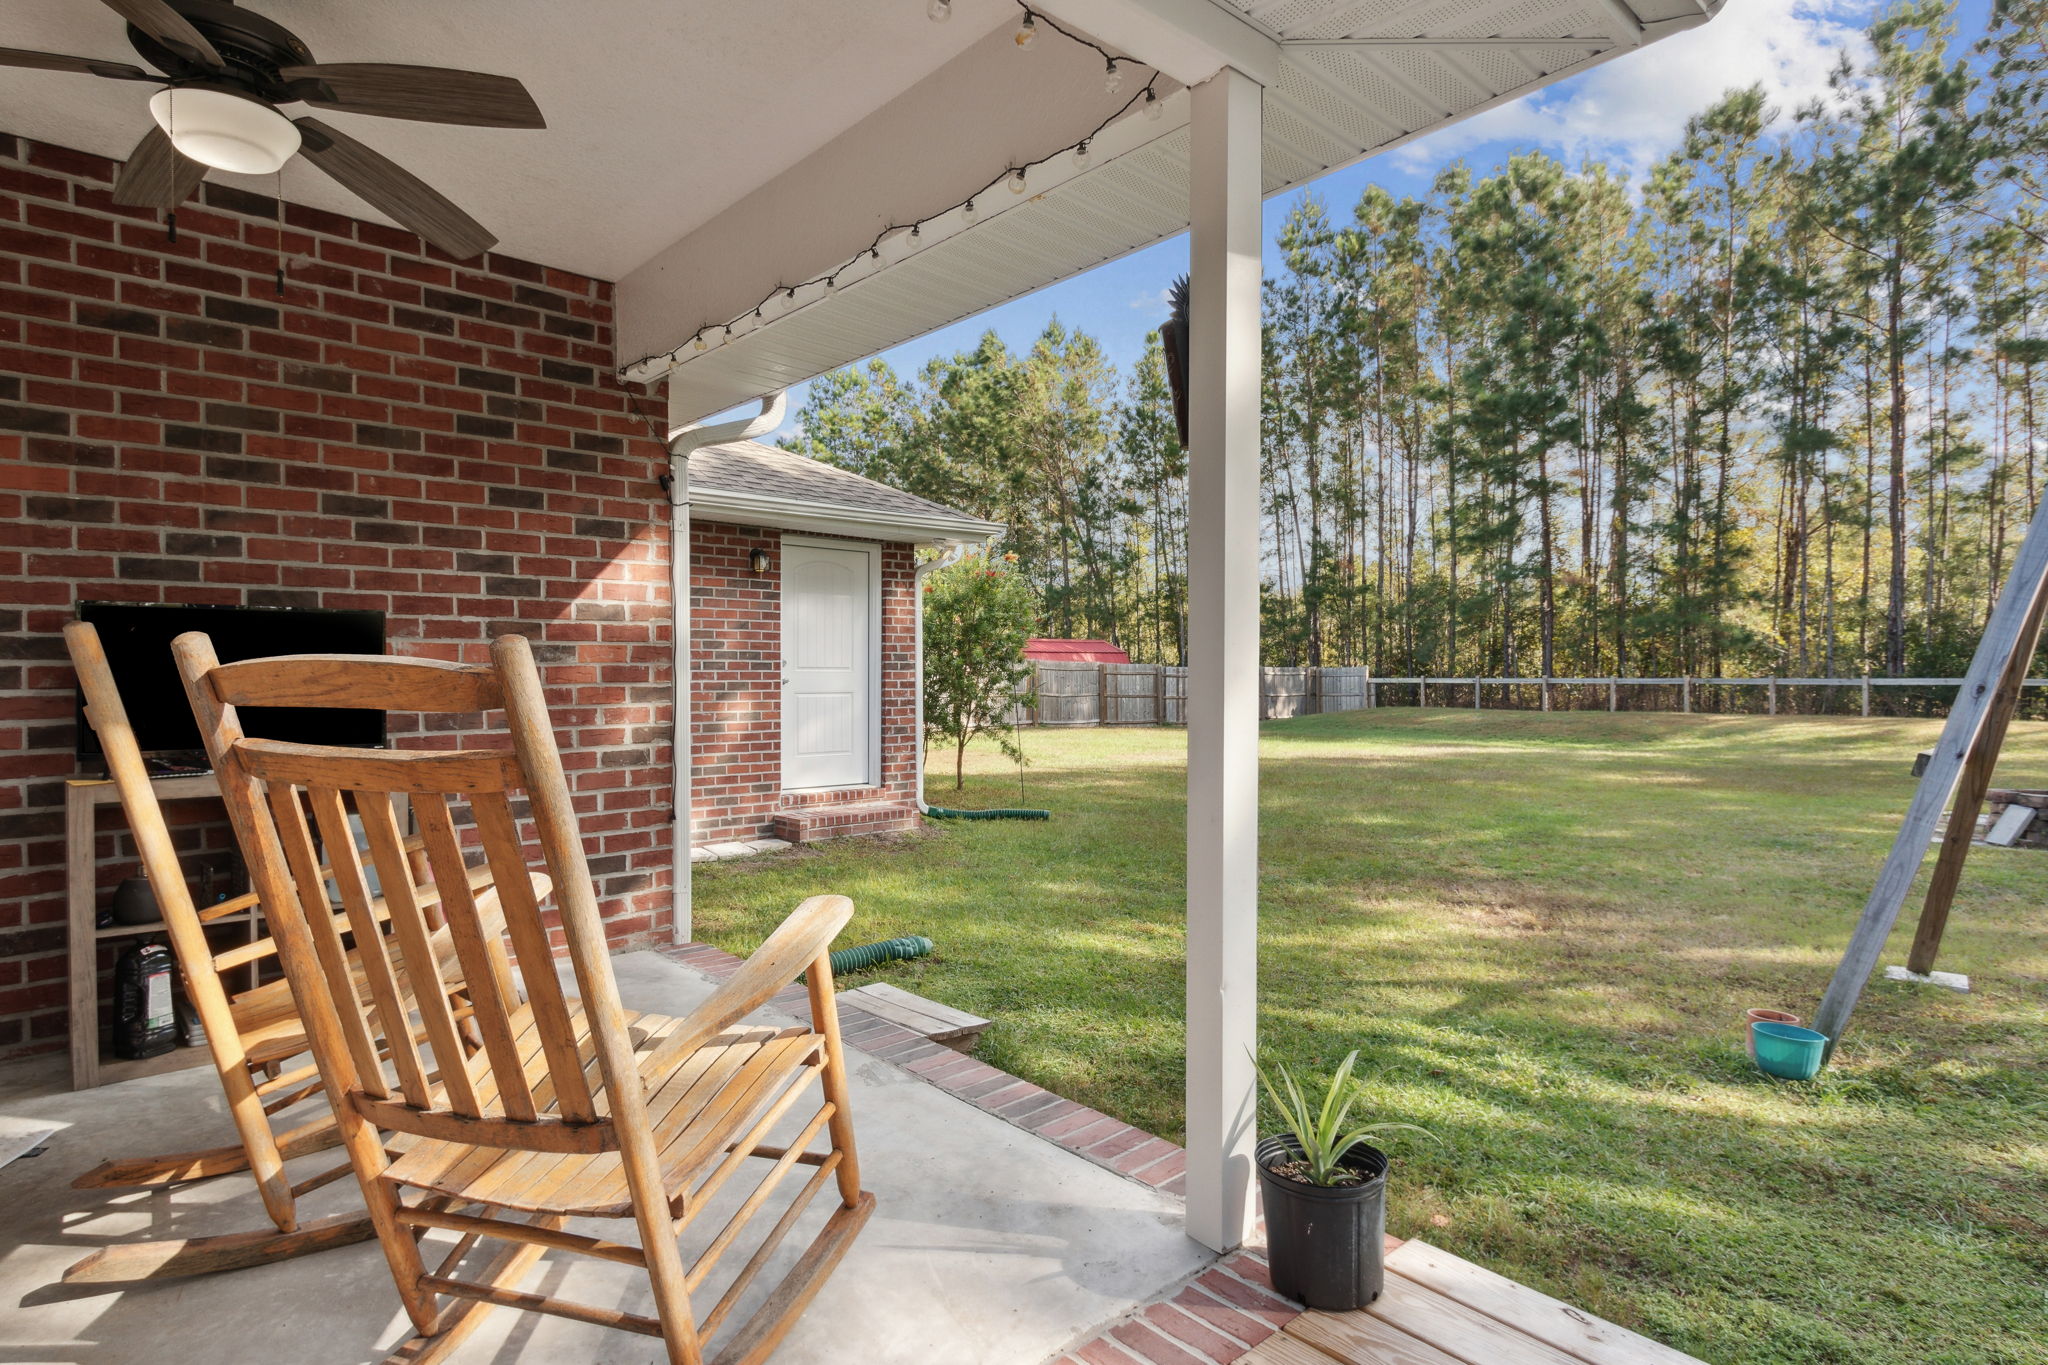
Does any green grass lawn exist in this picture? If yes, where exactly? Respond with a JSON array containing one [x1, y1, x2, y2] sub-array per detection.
[[692, 709, 2048, 1365]]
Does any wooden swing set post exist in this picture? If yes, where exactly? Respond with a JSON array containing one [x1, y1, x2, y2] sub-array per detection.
[[1812, 493, 2048, 1059], [1904, 582, 2048, 975]]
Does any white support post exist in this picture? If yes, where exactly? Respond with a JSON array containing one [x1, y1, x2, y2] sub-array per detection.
[[1184, 63, 1262, 1255], [664, 388, 787, 945], [666, 415, 693, 946]]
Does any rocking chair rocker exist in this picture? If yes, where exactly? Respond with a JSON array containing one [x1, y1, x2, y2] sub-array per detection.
[[173, 630, 873, 1365]]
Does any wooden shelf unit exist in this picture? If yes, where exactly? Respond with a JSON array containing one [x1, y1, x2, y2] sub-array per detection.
[[65, 772, 262, 1090]]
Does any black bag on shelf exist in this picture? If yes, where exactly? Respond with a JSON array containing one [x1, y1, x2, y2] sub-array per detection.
[[112, 940, 177, 1060]]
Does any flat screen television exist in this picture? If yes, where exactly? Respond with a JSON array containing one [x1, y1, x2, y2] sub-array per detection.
[[76, 601, 387, 765]]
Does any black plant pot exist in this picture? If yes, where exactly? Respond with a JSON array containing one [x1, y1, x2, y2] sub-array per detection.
[[1256, 1134, 1388, 1311]]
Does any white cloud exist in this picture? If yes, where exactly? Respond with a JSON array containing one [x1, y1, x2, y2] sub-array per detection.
[[1387, 0, 1876, 183], [1130, 286, 1174, 311]]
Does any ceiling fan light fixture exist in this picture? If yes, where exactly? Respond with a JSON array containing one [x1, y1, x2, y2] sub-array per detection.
[[149, 85, 301, 175]]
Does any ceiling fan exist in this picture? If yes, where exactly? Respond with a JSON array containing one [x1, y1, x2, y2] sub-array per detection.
[[0, 0, 545, 260]]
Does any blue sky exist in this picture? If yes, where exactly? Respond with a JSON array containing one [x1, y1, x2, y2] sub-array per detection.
[[751, 0, 1988, 439]]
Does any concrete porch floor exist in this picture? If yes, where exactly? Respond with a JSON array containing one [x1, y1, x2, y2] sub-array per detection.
[[0, 949, 1215, 1364]]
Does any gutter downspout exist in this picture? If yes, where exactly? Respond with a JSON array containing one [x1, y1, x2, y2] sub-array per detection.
[[914, 540, 978, 813], [663, 390, 787, 945]]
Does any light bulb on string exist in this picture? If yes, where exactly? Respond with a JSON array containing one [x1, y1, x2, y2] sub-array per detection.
[[825, 276, 841, 296], [1015, 13, 1036, 47], [962, 198, 977, 221], [1142, 88, 1162, 121], [1006, 167, 1028, 194], [878, 225, 916, 260], [1105, 60, 1122, 94], [692, 332, 708, 352], [927, 0, 951, 20], [1072, 141, 1091, 169]]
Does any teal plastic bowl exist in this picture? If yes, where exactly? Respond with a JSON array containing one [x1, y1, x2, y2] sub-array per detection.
[[1751, 1020, 1828, 1080]]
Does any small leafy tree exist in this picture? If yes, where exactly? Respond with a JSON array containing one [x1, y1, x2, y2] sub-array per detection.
[[923, 553, 1036, 791]]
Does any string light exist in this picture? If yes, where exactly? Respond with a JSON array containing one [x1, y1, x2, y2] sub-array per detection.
[[618, 4, 1157, 377]]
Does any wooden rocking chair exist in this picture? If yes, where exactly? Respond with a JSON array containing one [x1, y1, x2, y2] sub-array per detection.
[[60, 620, 543, 1285], [173, 629, 874, 1365]]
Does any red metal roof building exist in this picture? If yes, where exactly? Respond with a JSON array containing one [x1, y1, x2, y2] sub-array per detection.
[[1023, 638, 1132, 664]]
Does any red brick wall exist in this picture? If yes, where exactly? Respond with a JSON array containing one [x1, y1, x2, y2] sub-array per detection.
[[0, 132, 931, 1062], [689, 530, 919, 844]]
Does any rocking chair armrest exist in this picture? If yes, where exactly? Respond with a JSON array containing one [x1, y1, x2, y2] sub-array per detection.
[[640, 895, 855, 1072]]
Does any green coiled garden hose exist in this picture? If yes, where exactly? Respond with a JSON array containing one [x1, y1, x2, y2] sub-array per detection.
[[924, 807, 1050, 820], [829, 935, 934, 975]]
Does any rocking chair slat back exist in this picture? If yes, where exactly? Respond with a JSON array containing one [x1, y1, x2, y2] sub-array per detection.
[[309, 785, 433, 1108], [202, 654, 609, 1153]]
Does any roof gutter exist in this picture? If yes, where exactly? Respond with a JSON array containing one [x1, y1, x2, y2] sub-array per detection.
[[663, 390, 787, 945]]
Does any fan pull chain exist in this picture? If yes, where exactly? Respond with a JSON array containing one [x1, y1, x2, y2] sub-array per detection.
[[274, 168, 286, 298], [164, 97, 177, 246]]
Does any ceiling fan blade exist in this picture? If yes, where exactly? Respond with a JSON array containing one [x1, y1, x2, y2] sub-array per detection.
[[280, 64, 544, 129], [98, 0, 223, 68], [293, 118, 497, 261], [112, 126, 208, 211], [0, 46, 152, 80]]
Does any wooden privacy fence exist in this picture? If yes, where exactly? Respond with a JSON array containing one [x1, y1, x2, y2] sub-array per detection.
[[1016, 663, 1364, 726], [1012, 664, 2048, 726]]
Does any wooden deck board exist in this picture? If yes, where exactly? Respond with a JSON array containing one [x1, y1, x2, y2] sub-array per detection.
[[1286, 1308, 1467, 1364], [1384, 1241, 1699, 1365], [1241, 1334, 1365, 1365], [1264, 1241, 1703, 1365]]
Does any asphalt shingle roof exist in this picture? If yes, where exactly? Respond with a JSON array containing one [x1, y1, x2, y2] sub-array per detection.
[[688, 440, 992, 530]]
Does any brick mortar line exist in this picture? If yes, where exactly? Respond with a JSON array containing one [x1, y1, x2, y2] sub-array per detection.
[[0, 271, 616, 358]]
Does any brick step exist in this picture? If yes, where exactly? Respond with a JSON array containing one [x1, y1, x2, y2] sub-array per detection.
[[779, 786, 892, 810], [771, 800, 923, 844]]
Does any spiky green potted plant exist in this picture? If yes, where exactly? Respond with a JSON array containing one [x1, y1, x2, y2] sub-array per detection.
[[1253, 1049, 1430, 1310]]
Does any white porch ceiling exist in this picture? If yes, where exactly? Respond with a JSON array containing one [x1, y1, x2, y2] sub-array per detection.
[[627, 0, 1721, 421], [0, 0, 1023, 279]]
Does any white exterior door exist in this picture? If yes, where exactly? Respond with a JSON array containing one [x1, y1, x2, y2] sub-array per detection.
[[781, 538, 879, 791]]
